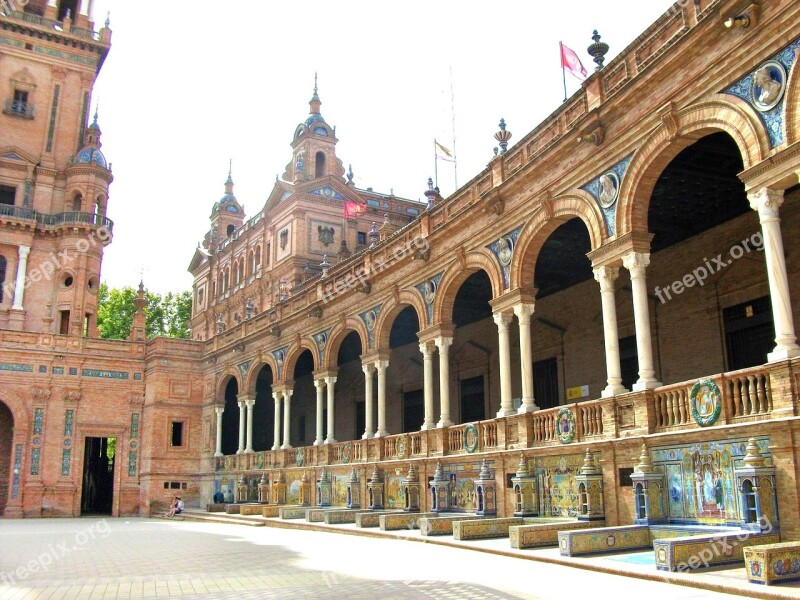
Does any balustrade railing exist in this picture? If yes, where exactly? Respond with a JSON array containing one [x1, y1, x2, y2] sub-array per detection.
[[532, 408, 558, 443], [578, 401, 604, 437], [409, 432, 423, 456], [448, 426, 464, 453], [480, 421, 498, 448], [654, 383, 692, 428], [725, 367, 772, 418]]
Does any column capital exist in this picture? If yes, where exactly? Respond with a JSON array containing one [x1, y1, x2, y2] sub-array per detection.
[[593, 265, 620, 291], [324, 375, 338, 385], [419, 340, 435, 356], [313, 377, 327, 389], [245, 397, 255, 408], [283, 388, 293, 400], [214, 405, 224, 416], [492, 310, 513, 328], [374, 358, 389, 371], [512, 302, 535, 321], [362, 362, 376, 375], [17, 245, 30, 259], [622, 251, 650, 275], [434, 336, 453, 351], [748, 187, 784, 220], [272, 390, 282, 403]]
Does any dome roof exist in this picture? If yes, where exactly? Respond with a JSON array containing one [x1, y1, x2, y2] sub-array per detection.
[[74, 147, 108, 168], [304, 113, 326, 127]]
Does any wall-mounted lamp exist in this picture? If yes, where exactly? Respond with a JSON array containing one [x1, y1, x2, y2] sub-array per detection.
[[724, 15, 750, 28]]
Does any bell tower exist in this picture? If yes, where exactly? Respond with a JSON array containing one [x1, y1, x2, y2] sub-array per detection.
[[282, 75, 345, 183]]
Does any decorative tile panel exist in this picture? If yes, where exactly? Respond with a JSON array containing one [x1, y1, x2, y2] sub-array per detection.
[[486, 227, 522, 290], [128, 451, 138, 477], [130, 413, 140, 438], [581, 154, 632, 237], [52, 367, 64, 375], [0, 362, 34, 373], [64, 410, 74, 437], [33, 408, 44, 435], [11, 444, 22, 499], [359, 305, 382, 349], [312, 328, 331, 358], [415, 272, 443, 325], [272, 346, 289, 380], [82, 369, 129, 379], [61, 449, 71, 476], [30, 448, 40, 476], [38, 365, 47, 373], [46, 84, 60, 153]]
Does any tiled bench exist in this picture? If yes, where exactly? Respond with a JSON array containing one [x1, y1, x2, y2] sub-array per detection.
[[324, 509, 373, 525], [510, 519, 601, 549], [418, 514, 481, 537], [452, 517, 528, 541], [262, 506, 281, 518], [655, 531, 780, 572], [558, 525, 650, 556], [279, 506, 308, 519], [306, 508, 349, 522], [225, 504, 241, 515], [744, 542, 800, 585], [379, 512, 437, 531], [239, 504, 267, 516], [206, 503, 226, 513], [355, 510, 403, 528]]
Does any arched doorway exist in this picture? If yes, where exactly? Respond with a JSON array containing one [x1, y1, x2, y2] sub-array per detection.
[[451, 270, 493, 424], [220, 377, 239, 455], [252, 366, 274, 451], [384, 306, 422, 432], [0, 401, 13, 515], [291, 349, 315, 446], [335, 331, 363, 441]]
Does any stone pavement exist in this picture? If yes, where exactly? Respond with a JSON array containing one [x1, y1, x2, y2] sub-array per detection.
[[0, 517, 774, 599]]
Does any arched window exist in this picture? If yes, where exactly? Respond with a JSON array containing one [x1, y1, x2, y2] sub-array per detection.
[[635, 483, 647, 519], [255, 246, 261, 271], [57, 0, 78, 21], [71, 192, 82, 212], [238, 261, 244, 284], [0, 255, 6, 303], [315, 151, 326, 177]]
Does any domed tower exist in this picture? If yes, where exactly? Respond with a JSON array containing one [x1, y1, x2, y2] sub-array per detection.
[[206, 163, 245, 247], [282, 76, 345, 183], [56, 108, 113, 336]]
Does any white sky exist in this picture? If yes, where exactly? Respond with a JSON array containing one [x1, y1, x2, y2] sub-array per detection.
[[89, 1, 677, 294]]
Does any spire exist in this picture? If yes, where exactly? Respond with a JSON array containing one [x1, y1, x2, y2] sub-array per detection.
[[224, 160, 234, 195], [309, 73, 321, 115]]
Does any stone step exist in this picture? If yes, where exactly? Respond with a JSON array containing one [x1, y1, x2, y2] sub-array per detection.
[[153, 510, 266, 527]]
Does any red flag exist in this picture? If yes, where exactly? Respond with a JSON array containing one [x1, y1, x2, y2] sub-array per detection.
[[344, 200, 366, 218], [560, 42, 588, 81], [434, 140, 455, 162]]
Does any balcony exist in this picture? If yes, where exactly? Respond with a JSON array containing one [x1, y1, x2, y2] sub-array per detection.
[[212, 358, 799, 474], [10, 11, 101, 40], [0, 206, 114, 233], [3, 99, 35, 119]]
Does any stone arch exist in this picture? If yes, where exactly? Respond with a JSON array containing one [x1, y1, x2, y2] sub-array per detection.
[[324, 319, 368, 367], [0, 394, 29, 431], [282, 340, 319, 382], [618, 96, 769, 236], [785, 54, 800, 144], [243, 355, 278, 395], [511, 192, 605, 290], [374, 290, 426, 350], [433, 250, 504, 326], [216, 368, 241, 401]]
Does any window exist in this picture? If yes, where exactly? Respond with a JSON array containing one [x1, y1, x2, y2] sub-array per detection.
[[57, 0, 77, 21], [170, 421, 184, 447], [314, 151, 326, 177], [402, 390, 423, 433], [619, 336, 639, 391], [533, 357, 559, 409], [460, 376, 485, 423], [226, 224, 235, 236], [0, 255, 6, 303], [724, 296, 773, 370], [0, 186, 15, 206], [59, 310, 70, 335], [11, 90, 30, 116], [71, 193, 82, 212], [357, 232, 367, 246]]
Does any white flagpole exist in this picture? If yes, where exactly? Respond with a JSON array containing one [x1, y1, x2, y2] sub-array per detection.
[[450, 65, 458, 191]]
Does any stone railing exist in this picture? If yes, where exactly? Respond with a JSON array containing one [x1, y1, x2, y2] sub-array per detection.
[[577, 400, 604, 437], [725, 365, 772, 419]]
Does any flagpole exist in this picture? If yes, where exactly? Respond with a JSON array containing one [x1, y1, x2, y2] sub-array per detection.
[[450, 65, 458, 191], [434, 140, 439, 190], [560, 41, 567, 103]]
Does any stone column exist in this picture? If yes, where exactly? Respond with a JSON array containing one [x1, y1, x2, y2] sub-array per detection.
[[435, 336, 453, 428], [419, 341, 436, 429], [494, 311, 515, 417], [375, 359, 389, 437], [214, 406, 224, 457], [622, 252, 662, 390], [314, 378, 325, 445], [271, 391, 281, 450], [325, 376, 337, 444], [244, 396, 255, 453], [749, 188, 800, 361], [12, 245, 30, 310], [362, 364, 375, 439], [514, 303, 538, 413], [594, 266, 628, 397], [281, 388, 293, 449], [236, 398, 246, 454]]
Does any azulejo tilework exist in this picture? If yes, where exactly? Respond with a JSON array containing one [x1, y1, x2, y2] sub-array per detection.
[[556, 408, 576, 444], [689, 379, 722, 427], [463, 424, 479, 453]]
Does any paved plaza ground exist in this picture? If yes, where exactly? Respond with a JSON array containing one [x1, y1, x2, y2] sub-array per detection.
[[0, 517, 790, 600]]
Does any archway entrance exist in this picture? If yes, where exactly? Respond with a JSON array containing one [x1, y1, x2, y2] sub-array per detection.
[[0, 401, 13, 515], [80, 437, 115, 515]]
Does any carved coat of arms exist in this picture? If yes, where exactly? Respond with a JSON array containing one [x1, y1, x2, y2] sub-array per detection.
[[318, 225, 335, 247]]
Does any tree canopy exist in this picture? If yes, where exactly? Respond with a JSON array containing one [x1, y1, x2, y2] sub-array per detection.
[[97, 283, 192, 340]]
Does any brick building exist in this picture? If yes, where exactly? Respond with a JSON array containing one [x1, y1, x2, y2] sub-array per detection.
[[2, 0, 800, 540]]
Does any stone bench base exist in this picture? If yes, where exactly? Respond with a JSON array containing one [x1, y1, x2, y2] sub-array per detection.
[[510, 519, 601, 549], [559, 525, 650, 556], [418, 514, 481, 536], [324, 509, 373, 525], [744, 542, 800, 585], [453, 517, 530, 541], [225, 504, 241, 515], [262, 506, 281, 518], [355, 510, 403, 528], [206, 503, 226, 513], [380, 512, 437, 531], [239, 504, 268, 516], [279, 506, 308, 519], [306, 508, 348, 522], [655, 531, 780, 572]]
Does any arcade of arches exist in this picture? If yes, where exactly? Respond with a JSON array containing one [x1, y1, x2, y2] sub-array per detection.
[[3, 1, 800, 544]]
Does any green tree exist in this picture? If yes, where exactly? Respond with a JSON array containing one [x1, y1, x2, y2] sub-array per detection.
[[96, 282, 192, 340]]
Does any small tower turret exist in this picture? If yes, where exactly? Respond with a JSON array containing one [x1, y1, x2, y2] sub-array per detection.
[[207, 162, 245, 247]]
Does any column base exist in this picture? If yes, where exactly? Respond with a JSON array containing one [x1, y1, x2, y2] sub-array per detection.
[[517, 401, 539, 414], [768, 345, 800, 362], [324, 437, 337, 445], [420, 422, 436, 431], [314, 440, 323, 446], [601, 384, 629, 398], [236, 449, 244, 454], [245, 448, 254, 454], [271, 445, 279, 451], [362, 432, 374, 439], [496, 407, 516, 418], [437, 418, 453, 428], [213, 451, 223, 458], [633, 379, 662, 392], [280, 443, 292, 450], [375, 429, 388, 437]]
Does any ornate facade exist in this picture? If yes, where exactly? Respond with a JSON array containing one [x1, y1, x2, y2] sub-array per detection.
[[2, 0, 800, 545]]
